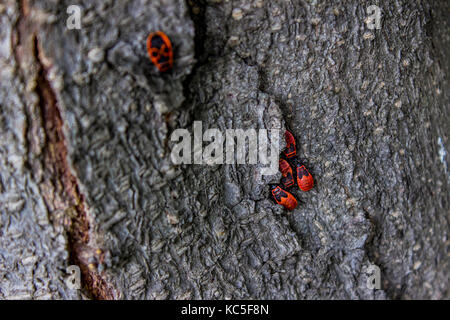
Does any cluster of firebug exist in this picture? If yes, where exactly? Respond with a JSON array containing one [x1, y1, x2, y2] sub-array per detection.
[[270, 131, 314, 211]]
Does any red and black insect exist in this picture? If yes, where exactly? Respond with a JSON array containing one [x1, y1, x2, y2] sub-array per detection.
[[146, 31, 173, 72], [270, 185, 298, 211], [295, 162, 314, 191], [283, 130, 296, 158], [279, 159, 295, 188], [270, 130, 315, 210]]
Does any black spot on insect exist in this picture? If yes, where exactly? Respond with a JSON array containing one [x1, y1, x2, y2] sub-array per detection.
[[158, 55, 169, 63], [151, 35, 164, 49], [297, 167, 309, 179]]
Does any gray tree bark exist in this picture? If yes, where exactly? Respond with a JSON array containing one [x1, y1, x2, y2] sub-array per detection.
[[0, 0, 448, 299]]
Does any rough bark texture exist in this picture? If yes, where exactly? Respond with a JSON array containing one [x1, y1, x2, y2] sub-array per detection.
[[0, 0, 449, 300]]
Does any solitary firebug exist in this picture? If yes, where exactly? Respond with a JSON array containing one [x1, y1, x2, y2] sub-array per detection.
[[270, 185, 298, 211], [146, 31, 173, 72], [279, 159, 295, 188], [296, 163, 314, 191], [283, 130, 296, 158]]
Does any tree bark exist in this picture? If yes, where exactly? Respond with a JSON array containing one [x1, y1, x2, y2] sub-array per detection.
[[0, 0, 448, 299]]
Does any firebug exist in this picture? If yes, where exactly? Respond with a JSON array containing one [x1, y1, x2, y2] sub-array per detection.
[[147, 31, 173, 72], [270, 185, 298, 211], [295, 163, 314, 191], [279, 159, 295, 188], [283, 130, 296, 158]]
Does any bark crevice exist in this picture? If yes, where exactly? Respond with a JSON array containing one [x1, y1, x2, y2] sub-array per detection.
[[14, 0, 116, 300]]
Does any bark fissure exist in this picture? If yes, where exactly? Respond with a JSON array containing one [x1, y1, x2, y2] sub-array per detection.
[[14, 0, 115, 300], [34, 38, 117, 300]]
